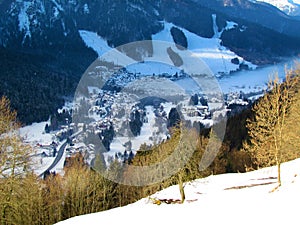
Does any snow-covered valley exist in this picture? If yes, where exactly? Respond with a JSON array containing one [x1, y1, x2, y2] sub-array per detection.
[[18, 10, 299, 178], [20, 55, 298, 177], [2, 1, 300, 225]]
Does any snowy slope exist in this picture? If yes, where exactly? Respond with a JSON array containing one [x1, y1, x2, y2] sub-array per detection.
[[78, 30, 112, 57], [254, 0, 300, 16], [152, 20, 256, 76], [78, 30, 136, 67], [19, 121, 53, 145], [55, 158, 300, 225], [79, 16, 256, 76]]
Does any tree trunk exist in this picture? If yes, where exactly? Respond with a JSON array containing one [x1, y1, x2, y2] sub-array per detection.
[[178, 174, 185, 203], [277, 162, 281, 186]]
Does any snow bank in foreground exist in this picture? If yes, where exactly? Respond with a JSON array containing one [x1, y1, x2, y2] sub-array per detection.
[[55, 158, 300, 225]]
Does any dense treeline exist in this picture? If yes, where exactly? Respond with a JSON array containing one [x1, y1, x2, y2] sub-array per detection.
[[0, 48, 79, 125], [0, 69, 300, 224]]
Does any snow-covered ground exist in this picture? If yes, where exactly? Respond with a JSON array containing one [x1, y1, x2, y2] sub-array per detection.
[[78, 14, 298, 96], [19, 121, 53, 145], [254, 0, 300, 16], [78, 30, 112, 57], [19, 121, 66, 176], [31, 156, 55, 176], [56, 158, 300, 225], [79, 15, 256, 77], [218, 58, 296, 94], [173, 56, 297, 97], [19, 121, 54, 174], [152, 20, 256, 76], [126, 61, 181, 76]]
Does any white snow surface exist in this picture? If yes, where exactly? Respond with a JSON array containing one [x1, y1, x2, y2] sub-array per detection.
[[55, 158, 300, 225], [126, 61, 181, 76], [32, 155, 55, 176], [18, 1, 32, 43], [152, 21, 256, 76], [218, 59, 296, 94], [19, 121, 67, 176], [79, 17, 256, 77], [19, 121, 53, 145], [78, 30, 136, 67], [103, 105, 170, 163], [255, 0, 300, 16], [78, 30, 112, 57]]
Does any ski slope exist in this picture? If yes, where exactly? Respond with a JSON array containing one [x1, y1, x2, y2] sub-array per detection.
[[152, 20, 256, 76], [79, 15, 256, 77]]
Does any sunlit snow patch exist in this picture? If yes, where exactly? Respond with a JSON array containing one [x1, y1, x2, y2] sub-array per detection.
[[152, 18, 256, 76]]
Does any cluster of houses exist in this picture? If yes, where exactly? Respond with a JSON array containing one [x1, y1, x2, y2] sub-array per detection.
[[36, 141, 58, 158], [182, 105, 211, 119], [39, 65, 252, 170]]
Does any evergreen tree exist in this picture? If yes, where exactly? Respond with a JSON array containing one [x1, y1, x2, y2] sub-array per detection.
[[129, 110, 143, 136], [190, 94, 199, 105], [200, 96, 208, 106], [168, 108, 181, 128], [45, 123, 50, 133]]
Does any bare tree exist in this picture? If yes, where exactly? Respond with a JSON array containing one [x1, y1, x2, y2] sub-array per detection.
[[0, 96, 36, 224], [243, 71, 300, 186]]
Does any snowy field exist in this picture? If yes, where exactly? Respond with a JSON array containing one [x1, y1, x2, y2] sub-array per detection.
[[19, 121, 66, 176], [79, 16, 256, 77], [56, 158, 300, 225], [103, 105, 172, 164], [152, 20, 256, 76], [78, 15, 299, 97], [19, 121, 53, 145], [218, 58, 297, 94]]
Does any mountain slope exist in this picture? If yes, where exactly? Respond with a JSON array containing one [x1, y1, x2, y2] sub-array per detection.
[[194, 0, 300, 37], [55, 158, 300, 225], [254, 0, 300, 16], [1, 0, 300, 124], [1, 0, 300, 61]]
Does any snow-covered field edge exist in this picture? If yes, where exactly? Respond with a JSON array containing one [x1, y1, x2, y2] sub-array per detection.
[[55, 158, 300, 225]]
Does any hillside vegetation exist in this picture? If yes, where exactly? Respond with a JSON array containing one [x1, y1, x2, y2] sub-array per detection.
[[0, 68, 299, 224]]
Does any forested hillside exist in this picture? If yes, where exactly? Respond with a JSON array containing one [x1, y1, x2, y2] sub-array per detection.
[[0, 48, 83, 124], [0, 68, 299, 224]]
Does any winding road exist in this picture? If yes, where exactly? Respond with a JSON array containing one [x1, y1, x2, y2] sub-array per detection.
[[38, 130, 82, 178], [38, 140, 67, 178]]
